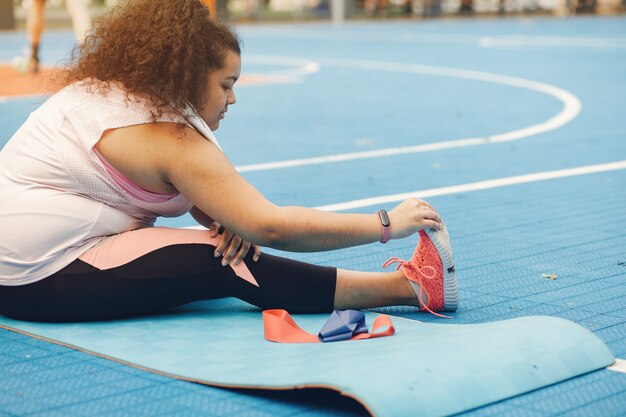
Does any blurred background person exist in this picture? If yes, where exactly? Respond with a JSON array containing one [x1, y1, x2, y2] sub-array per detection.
[[13, 0, 92, 73]]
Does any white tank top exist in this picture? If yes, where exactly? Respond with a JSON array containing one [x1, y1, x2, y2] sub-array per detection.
[[0, 81, 222, 285]]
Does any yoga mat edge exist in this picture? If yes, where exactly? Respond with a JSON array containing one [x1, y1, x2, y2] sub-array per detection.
[[0, 323, 379, 416], [0, 300, 615, 417]]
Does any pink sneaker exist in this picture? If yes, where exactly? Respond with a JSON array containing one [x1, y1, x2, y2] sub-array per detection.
[[383, 223, 458, 318]]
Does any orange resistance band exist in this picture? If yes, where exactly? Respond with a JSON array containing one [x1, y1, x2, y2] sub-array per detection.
[[263, 309, 395, 343]]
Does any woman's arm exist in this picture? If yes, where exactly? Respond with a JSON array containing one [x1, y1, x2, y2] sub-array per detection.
[[190, 206, 215, 228], [190, 205, 262, 265], [161, 126, 441, 251], [96, 122, 442, 252], [163, 127, 380, 251]]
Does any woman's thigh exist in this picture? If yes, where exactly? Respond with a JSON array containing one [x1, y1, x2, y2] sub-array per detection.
[[0, 228, 337, 321]]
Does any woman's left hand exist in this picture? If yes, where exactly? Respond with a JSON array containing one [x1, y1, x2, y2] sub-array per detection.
[[209, 222, 261, 266]]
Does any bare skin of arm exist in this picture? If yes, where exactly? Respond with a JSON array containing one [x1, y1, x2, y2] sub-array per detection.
[[95, 122, 442, 252], [189, 205, 262, 264]]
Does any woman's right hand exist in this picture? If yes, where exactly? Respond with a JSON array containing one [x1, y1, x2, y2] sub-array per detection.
[[209, 222, 262, 266], [387, 198, 443, 240]]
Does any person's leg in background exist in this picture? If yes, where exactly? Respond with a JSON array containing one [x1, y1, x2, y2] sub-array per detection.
[[16, 0, 91, 73], [65, 0, 92, 43], [25, 0, 46, 72]]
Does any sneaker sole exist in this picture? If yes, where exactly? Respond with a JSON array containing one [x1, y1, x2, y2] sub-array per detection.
[[425, 223, 458, 311]]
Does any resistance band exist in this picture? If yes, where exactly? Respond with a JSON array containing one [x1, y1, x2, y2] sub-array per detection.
[[263, 309, 395, 343]]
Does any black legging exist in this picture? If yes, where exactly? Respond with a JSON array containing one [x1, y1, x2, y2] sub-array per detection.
[[0, 244, 337, 322]]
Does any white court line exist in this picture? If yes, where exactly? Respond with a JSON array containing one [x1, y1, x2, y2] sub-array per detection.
[[479, 35, 626, 49], [183, 160, 626, 231], [608, 358, 626, 374], [239, 29, 626, 49], [0, 58, 320, 103], [314, 160, 626, 211], [237, 57, 581, 173], [0, 58, 583, 178], [0, 94, 44, 103], [238, 29, 478, 45], [243, 56, 320, 82]]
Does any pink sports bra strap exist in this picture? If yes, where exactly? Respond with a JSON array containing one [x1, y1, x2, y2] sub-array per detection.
[[93, 148, 178, 204]]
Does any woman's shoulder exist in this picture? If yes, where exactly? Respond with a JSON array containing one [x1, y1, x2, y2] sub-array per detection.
[[57, 80, 178, 122], [48, 79, 124, 115], [59, 79, 131, 104]]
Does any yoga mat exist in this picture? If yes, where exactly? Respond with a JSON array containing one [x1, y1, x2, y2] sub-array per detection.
[[0, 298, 614, 417]]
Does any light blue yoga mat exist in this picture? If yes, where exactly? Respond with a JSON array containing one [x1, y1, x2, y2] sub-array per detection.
[[0, 298, 614, 417]]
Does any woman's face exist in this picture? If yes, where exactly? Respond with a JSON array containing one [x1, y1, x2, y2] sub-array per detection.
[[199, 51, 241, 131]]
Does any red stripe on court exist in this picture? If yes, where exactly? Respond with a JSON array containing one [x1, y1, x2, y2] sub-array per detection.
[[0, 65, 57, 97], [0, 65, 282, 99]]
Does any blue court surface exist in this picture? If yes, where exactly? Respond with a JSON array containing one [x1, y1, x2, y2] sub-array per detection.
[[1, 15, 626, 417]]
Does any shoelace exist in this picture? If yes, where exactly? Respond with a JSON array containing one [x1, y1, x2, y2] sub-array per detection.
[[383, 257, 451, 319]]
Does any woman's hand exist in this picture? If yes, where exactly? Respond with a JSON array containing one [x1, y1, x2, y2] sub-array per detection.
[[387, 198, 443, 240], [209, 222, 261, 266]]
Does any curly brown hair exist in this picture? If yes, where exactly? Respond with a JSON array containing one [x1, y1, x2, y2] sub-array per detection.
[[58, 0, 240, 119]]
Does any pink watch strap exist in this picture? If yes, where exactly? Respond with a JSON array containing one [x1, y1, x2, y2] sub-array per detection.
[[380, 225, 391, 243]]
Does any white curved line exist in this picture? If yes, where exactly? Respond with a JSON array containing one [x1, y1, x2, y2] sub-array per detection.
[[237, 57, 581, 173], [0, 57, 582, 174], [314, 160, 626, 211], [243, 56, 320, 81], [0, 57, 320, 103]]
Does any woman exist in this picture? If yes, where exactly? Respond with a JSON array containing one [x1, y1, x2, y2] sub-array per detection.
[[0, 0, 457, 322]]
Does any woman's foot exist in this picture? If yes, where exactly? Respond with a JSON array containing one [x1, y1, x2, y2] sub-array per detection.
[[384, 223, 458, 317]]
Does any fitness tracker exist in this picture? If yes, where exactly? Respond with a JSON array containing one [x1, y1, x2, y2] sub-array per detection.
[[377, 209, 391, 244]]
